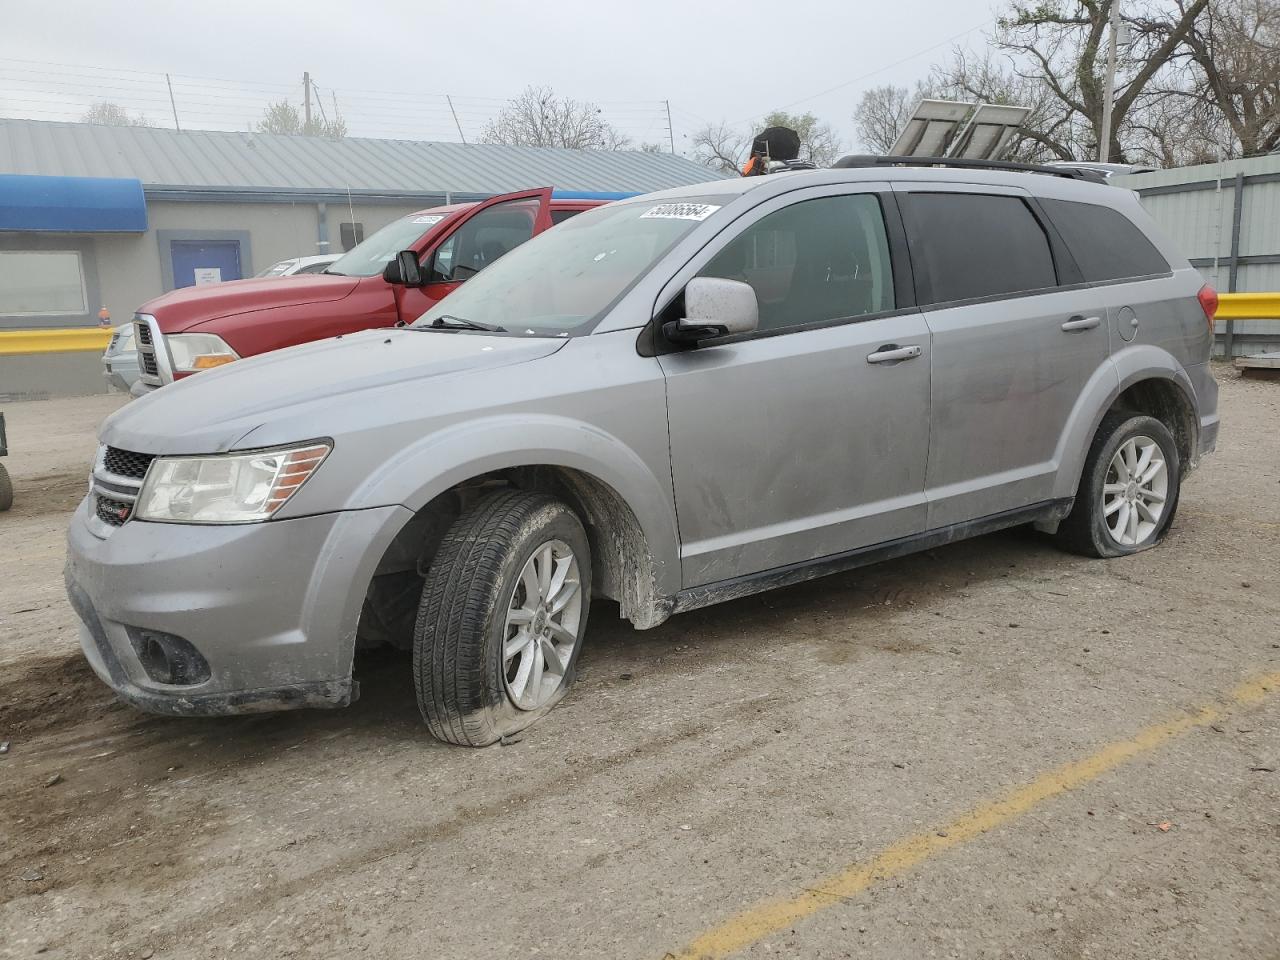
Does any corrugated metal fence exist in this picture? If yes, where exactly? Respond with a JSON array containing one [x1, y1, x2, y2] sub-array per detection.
[[1118, 154, 1280, 357]]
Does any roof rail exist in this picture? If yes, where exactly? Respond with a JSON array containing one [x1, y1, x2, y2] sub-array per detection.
[[832, 154, 1108, 183]]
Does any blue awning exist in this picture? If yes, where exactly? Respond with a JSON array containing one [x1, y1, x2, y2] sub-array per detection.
[[0, 174, 148, 233]]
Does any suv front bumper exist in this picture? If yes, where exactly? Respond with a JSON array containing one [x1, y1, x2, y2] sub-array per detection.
[[65, 496, 410, 716]]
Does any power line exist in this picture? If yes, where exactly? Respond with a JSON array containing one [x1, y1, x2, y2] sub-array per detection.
[[742, 19, 992, 121]]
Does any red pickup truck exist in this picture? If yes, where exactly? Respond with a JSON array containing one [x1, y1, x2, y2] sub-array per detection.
[[131, 188, 610, 392]]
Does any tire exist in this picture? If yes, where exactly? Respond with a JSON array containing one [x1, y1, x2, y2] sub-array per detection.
[[413, 490, 591, 746], [1056, 411, 1181, 559], [0, 464, 12, 512]]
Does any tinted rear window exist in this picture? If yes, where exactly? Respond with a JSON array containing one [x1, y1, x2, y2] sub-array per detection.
[[904, 193, 1057, 305], [1041, 198, 1170, 282]]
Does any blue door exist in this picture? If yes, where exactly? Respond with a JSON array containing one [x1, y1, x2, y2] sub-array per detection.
[[170, 240, 242, 289]]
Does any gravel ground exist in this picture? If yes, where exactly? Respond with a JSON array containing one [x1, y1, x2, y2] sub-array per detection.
[[0, 368, 1277, 960]]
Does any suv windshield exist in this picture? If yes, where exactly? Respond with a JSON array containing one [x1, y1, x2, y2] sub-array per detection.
[[326, 212, 448, 277], [412, 198, 722, 336]]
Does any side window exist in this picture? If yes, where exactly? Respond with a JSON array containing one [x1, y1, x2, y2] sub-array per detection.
[[0, 250, 88, 316], [551, 209, 581, 225], [428, 197, 540, 283], [1040, 198, 1169, 282], [698, 194, 895, 333], [905, 193, 1057, 305]]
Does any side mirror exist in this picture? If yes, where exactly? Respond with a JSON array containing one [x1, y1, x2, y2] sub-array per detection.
[[665, 276, 759, 344], [382, 250, 423, 286]]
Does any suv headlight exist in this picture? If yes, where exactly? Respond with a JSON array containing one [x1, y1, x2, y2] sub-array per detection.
[[134, 442, 331, 524], [165, 333, 239, 373]]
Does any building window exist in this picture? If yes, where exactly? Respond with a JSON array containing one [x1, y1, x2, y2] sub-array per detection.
[[0, 251, 88, 316], [340, 222, 365, 252]]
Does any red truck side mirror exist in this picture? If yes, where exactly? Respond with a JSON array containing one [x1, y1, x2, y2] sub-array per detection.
[[383, 250, 424, 287]]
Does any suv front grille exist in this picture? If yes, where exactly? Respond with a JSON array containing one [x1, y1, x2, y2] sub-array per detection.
[[95, 495, 134, 526], [91, 446, 156, 528], [135, 321, 153, 346], [103, 447, 155, 480], [140, 352, 159, 377]]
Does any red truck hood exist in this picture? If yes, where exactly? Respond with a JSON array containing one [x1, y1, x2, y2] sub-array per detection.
[[140, 275, 361, 333]]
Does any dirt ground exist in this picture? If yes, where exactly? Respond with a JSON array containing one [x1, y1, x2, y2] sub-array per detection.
[[1, 369, 1277, 960]]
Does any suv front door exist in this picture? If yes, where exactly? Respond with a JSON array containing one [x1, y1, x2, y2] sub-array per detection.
[[895, 184, 1109, 528], [657, 186, 931, 588]]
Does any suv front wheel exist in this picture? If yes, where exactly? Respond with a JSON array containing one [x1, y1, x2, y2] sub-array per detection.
[[413, 490, 591, 746], [1057, 411, 1182, 558]]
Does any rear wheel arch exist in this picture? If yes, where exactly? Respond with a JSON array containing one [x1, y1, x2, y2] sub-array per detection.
[[1111, 376, 1198, 475]]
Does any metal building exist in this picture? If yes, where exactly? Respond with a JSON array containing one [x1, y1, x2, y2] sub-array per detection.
[[1118, 154, 1280, 356], [0, 118, 716, 328]]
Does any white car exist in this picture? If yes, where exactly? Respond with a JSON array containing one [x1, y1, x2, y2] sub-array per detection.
[[254, 254, 340, 278]]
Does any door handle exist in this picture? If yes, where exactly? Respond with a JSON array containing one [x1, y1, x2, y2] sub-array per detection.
[[866, 344, 922, 364], [1061, 315, 1101, 332]]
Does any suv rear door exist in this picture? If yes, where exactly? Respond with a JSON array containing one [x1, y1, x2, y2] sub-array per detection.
[[393, 187, 553, 324], [894, 183, 1108, 528], [657, 184, 930, 588]]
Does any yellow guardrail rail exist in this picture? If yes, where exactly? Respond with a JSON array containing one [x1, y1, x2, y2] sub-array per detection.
[[0, 327, 114, 356], [0, 294, 1274, 357], [1216, 292, 1280, 322]]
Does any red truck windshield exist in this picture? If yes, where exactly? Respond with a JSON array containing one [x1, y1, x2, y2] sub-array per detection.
[[325, 213, 446, 277]]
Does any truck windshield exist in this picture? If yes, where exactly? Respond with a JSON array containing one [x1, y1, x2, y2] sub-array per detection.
[[411, 199, 720, 336], [325, 212, 448, 277]]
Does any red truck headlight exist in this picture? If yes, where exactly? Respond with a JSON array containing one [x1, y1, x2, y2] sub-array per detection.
[[165, 333, 240, 374]]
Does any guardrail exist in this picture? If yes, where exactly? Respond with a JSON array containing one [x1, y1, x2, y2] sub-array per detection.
[[1215, 292, 1280, 322], [0, 328, 113, 356], [0, 294, 1277, 359]]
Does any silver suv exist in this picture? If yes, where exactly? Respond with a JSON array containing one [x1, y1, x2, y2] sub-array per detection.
[[66, 161, 1219, 745]]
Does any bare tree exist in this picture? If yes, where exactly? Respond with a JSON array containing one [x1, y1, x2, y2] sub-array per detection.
[[256, 99, 347, 138], [691, 121, 749, 173], [997, 0, 1209, 162], [481, 86, 631, 150], [1177, 0, 1280, 156], [82, 102, 153, 127], [853, 85, 916, 153]]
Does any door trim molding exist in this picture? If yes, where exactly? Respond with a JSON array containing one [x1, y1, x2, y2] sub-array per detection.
[[671, 498, 1074, 615]]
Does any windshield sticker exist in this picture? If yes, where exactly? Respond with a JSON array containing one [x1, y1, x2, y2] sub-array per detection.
[[411, 215, 445, 225], [640, 203, 721, 221]]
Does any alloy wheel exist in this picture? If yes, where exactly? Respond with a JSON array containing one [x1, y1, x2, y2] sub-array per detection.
[[502, 539, 583, 710], [1102, 435, 1168, 547]]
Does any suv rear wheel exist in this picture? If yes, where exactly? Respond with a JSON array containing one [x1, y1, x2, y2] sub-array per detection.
[[1056, 411, 1181, 558], [413, 490, 591, 746]]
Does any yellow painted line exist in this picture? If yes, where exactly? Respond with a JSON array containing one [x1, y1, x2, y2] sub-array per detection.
[[1216, 292, 1280, 322], [672, 670, 1280, 960], [0, 327, 113, 356]]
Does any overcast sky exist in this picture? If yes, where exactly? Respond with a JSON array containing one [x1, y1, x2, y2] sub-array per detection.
[[0, 0, 997, 156]]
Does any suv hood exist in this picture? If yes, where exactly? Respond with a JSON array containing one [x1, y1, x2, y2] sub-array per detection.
[[140, 275, 361, 332], [101, 329, 567, 454]]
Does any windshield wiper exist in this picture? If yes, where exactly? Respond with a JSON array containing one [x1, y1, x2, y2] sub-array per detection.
[[423, 314, 507, 333]]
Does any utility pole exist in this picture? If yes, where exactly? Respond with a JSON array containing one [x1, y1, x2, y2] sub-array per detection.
[[665, 100, 675, 154], [165, 73, 182, 132], [1098, 0, 1121, 162], [303, 71, 313, 129], [447, 95, 467, 144]]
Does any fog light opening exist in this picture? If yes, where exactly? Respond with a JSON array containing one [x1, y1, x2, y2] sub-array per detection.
[[128, 629, 211, 686]]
